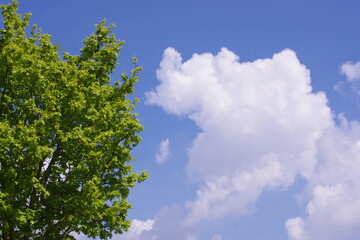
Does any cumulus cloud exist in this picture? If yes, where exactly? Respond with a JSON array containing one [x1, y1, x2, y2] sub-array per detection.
[[146, 47, 360, 240], [147, 47, 332, 222], [155, 138, 170, 164], [341, 61, 360, 81], [285, 116, 360, 240]]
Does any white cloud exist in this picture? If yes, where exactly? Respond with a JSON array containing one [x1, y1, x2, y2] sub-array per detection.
[[335, 61, 360, 96], [341, 61, 360, 81], [285, 217, 309, 240], [147, 47, 360, 240], [286, 117, 360, 240], [115, 219, 154, 240], [147, 47, 332, 223], [128, 219, 154, 237], [155, 139, 170, 164], [186, 154, 284, 222]]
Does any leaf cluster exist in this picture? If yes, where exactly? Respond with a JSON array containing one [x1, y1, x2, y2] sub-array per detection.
[[0, 1, 147, 239]]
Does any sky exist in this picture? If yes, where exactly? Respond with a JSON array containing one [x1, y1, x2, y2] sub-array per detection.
[[7, 0, 360, 239]]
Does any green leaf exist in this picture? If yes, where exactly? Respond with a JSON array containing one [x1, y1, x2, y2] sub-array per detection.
[[0, 1, 147, 239]]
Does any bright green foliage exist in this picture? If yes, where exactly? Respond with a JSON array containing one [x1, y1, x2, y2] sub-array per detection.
[[0, 1, 147, 239]]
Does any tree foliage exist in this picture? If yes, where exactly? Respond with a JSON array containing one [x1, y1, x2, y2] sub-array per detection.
[[0, 1, 147, 239]]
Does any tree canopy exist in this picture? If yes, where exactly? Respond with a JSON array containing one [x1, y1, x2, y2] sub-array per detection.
[[0, 1, 147, 239]]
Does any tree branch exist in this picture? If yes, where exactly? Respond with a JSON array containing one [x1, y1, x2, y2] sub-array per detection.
[[0, 65, 10, 119], [40, 144, 62, 185]]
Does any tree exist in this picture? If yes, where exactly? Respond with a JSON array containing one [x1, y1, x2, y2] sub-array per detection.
[[0, 1, 147, 239]]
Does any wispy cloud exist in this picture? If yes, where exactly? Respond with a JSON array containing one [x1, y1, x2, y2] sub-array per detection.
[[155, 139, 170, 164]]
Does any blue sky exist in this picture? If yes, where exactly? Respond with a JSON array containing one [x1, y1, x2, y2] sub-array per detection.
[[10, 0, 360, 239]]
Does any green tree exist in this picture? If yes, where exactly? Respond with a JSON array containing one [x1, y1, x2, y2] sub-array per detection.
[[0, 1, 147, 239]]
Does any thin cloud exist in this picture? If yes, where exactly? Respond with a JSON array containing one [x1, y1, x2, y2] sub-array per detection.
[[155, 139, 170, 164]]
